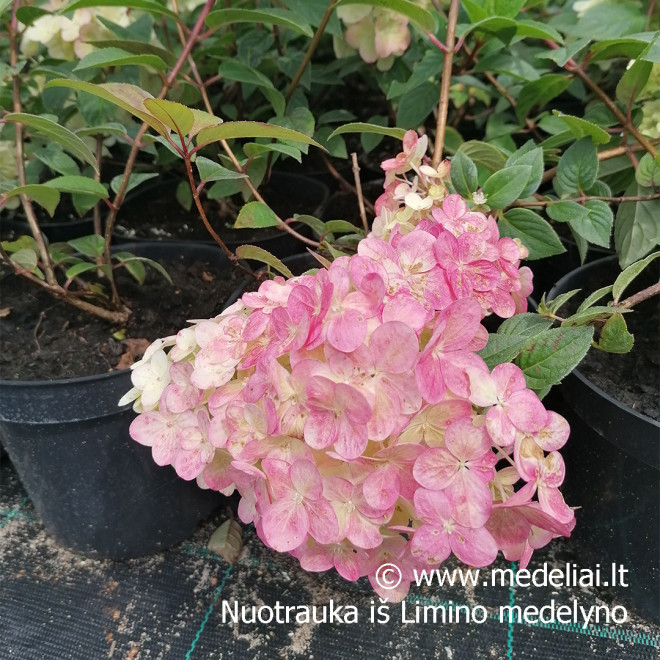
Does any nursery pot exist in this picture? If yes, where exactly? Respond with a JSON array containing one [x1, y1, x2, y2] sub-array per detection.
[[113, 172, 329, 258], [0, 211, 99, 244], [0, 242, 234, 559], [547, 256, 660, 622]]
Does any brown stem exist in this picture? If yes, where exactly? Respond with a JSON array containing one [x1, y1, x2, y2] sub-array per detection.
[[9, 0, 55, 285], [540, 140, 660, 184], [351, 153, 369, 233], [547, 41, 658, 158], [513, 192, 660, 207], [432, 0, 460, 167], [285, 0, 338, 103], [616, 279, 660, 309]]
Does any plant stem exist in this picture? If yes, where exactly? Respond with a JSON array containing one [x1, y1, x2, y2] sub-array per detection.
[[351, 153, 369, 233], [432, 0, 460, 167], [8, 0, 55, 285], [617, 279, 660, 309], [285, 0, 338, 103], [547, 41, 658, 158], [513, 192, 660, 207], [540, 139, 660, 184]]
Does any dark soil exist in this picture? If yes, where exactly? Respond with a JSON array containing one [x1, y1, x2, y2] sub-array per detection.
[[560, 259, 659, 421], [323, 179, 384, 227], [0, 254, 246, 381], [114, 174, 327, 244]]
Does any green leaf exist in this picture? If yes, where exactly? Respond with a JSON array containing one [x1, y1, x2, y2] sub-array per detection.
[[235, 245, 293, 278], [75, 47, 167, 72], [114, 255, 173, 284], [396, 81, 440, 129], [217, 60, 285, 117], [44, 79, 170, 138], [9, 248, 38, 273], [176, 180, 193, 211], [87, 39, 178, 66], [324, 220, 362, 235], [516, 326, 594, 391], [196, 121, 325, 151], [552, 111, 610, 145], [4, 185, 60, 217], [110, 172, 159, 195], [33, 146, 80, 176], [505, 143, 543, 198], [597, 312, 634, 353], [67, 235, 105, 258], [113, 252, 146, 284], [616, 59, 653, 105], [577, 285, 613, 312], [65, 261, 111, 280], [206, 7, 313, 37], [546, 200, 586, 224], [4, 113, 98, 174], [195, 157, 246, 184], [2, 235, 39, 255], [514, 19, 563, 43], [482, 166, 531, 209], [450, 150, 478, 198], [456, 141, 507, 172], [615, 183, 660, 267], [235, 202, 280, 229], [243, 142, 302, 163], [294, 214, 327, 237], [62, 0, 177, 20], [327, 122, 406, 142], [635, 153, 660, 188], [546, 289, 581, 315], [74, 122, 128, 138], [591, 35, 660, 63], [334, 0, 435, 31], [44, 176, 108, 199], [612, 250, 660, 303], [582, 200, 613, 248], [561, 305, 626, 327], [500, 209, 565, 260], [15, 6, 51, 25], [515, 75, 571, 124], [556, 138, 598, 193], [143, 99, 194, 136]]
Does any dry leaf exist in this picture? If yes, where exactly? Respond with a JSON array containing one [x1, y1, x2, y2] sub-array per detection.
[[116, 338, 151, 370], [0, 307, 10, 318], [208, 519, 243, 564]]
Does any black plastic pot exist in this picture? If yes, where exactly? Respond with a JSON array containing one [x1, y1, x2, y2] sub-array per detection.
[[0, 242, 233, 559], [113, 172, 329, 259], [0, 213, 99, 244], [547, 256, 660, 622]]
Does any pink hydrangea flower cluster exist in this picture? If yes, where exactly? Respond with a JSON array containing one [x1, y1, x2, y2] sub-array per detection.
[[120, 135, 574, 601]]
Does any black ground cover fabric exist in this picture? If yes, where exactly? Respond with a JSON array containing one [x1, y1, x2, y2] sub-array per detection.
[[1, 454, 658, 660]]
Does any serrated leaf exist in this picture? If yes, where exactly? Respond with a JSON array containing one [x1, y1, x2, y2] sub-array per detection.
[[327, 122, 406, 142], [44, 176, 109, 199], [195, 157, 246, 184], [4, 185, 60, 216], [478, 334, 531, 369], [482, 166, 531, 209], [546, 289, 581, 314], [577, 285, 614, 312], [500, 209, 565, 260], [597, 312, 634, 353], [62, 0, 177, 20], [4, 113, 98, 174], [498, 313, 555, 338], [67, 234, 105, 258], [44, 79, 169, 138], [561, 306, 626, 327], [143, 99, 194, 136], [615, 183, 660, 267], [635, 153, 660, 187], [581, 200, 613, 248], [235, 245, 293, 278], [556, 138, 598, 193], [75, 47, 167, 72], [516, 326, 594, 391], [450, 150, 478, 198], [552, 111, 610, 145], [235, 202, 280, 229], [335, 0, 435, 31], [612, 250, 660, 303], [616, 59, 652, 105], [206, 7, 313, 36], [196, 122, 324, 151], [505, 143, 543, 198]]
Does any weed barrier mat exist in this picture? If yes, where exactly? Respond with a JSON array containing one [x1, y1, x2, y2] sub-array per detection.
[[1, 455, 658, 659]]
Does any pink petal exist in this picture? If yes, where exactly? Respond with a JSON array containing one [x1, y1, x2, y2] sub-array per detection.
[[410, 525, 451, 564], [305, 497, 340, 545], [290, 459, 323, 500], [506, 390, 547, 432], [363, 465, 401, 509], [261, 498, 309, 552], [449, 525, 498, 566], [445, 470, 492, 528], [369, 321, 419, 374]]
